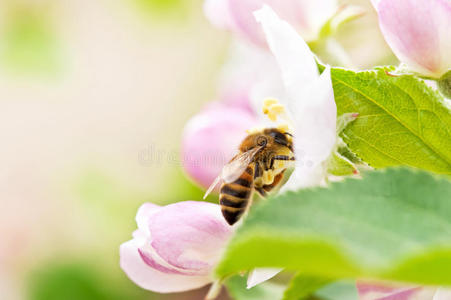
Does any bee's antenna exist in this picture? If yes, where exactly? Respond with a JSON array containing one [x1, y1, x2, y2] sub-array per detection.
[[284, 132, 293, 137]]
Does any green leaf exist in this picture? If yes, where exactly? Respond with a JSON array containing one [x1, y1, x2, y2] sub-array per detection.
[[327, 151, 357, 176], [331, 67, 451, 174], [337, 146, 363, 165], [226, 276, 285, 300], [216, 168, 451, 285], [327, 113, 359, 176], [283, 273, 330, 300]]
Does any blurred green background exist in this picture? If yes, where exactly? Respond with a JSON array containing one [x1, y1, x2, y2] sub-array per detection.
[[0, 0, 394, 299]]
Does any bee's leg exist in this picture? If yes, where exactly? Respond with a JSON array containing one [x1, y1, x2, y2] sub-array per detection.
[[255, 187, 267, 198], [254, 161, 262, 179], [262, 170, 286, 193], [273, 155, 295, 163], [274, 155, 295, 161], [270, 155, 295, 169]]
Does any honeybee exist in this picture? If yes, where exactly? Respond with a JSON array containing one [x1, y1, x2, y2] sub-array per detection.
[[204, 128, 295, 225]]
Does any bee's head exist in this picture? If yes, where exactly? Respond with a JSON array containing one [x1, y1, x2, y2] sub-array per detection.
[[263, 128, 293, 152], [239, 127, 294, 153]]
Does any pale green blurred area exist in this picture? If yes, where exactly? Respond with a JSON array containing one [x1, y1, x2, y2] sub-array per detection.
[[0, 0, 394, 299], [0, 0, 228, 299]]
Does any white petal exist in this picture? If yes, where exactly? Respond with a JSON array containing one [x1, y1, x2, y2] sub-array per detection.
[[246, 268, 282, 289], [291, 67, 337, 159], [255, 6, 337, 190], [296, 0, 338, 39], [254, 5, 319, 102], [434, 288, 451, 300], [284, 67, 337, 190], [369, 0, 380, 9], [119, 239, 212, 293], [203, 0, 234, 29]]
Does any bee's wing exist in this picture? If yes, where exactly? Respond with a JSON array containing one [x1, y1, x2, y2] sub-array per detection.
[[221, 146, 262, 183], [203, 175, 222, 200], [203, 146, 262, 200]]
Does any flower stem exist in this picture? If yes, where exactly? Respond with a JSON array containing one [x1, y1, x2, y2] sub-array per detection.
[[205, 279, 223, 300]]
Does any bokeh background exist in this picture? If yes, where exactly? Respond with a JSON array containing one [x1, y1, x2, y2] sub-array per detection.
[[0, 0, 396, 299]]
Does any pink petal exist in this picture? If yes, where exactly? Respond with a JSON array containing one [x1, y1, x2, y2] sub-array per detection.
[[135, 203, 160, 235], [376, 0, 451, 77], [149, 201, 233, 273], [226, 0, 336, 47], [220, 87, 255, 113], [182, 102, 257, 189], [357, 282, 436, 300], [246, 268, 282, 289], [120, 239, 212, 293], [120, 201, 234, 293], [229, 0, 303, 47], [137, 248, 194, 275]]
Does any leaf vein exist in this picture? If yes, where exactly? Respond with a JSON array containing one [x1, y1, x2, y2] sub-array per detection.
[[334, 76, 451, 167]]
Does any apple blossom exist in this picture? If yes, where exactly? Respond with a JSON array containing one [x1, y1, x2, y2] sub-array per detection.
[[204, 0, 337, 47], [187, 5, 338, 193], [254, 5, 337, 190], [119, 201, 233, 293], [181, 3, 341, 291], [243, 5, 338, 288], [371, 0, 451, 79]]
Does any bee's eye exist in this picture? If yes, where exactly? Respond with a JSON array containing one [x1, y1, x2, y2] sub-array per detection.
[[257, 136, 268, 146], [268, 130, 289, 146], [269, 131, 286, 142]]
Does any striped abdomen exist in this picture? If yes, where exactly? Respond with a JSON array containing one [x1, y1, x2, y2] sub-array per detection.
[[219, 164, 254, 225]]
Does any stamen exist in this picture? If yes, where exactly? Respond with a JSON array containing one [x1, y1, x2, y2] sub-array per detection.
[[263, 98, 285, 121], [261, 98, 293, 134]]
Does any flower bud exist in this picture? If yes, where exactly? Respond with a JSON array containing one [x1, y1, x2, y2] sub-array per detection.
[[357, 281, 443, 300], [182, 102, 257, 189], [372, 0, 451, 78], [120, 201, 233, 293]]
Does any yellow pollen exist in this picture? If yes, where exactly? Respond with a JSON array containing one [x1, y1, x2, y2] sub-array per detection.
[[277, 123, 289, 133], [263, 98, 285, 121], [262, 170, 274, 185]]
